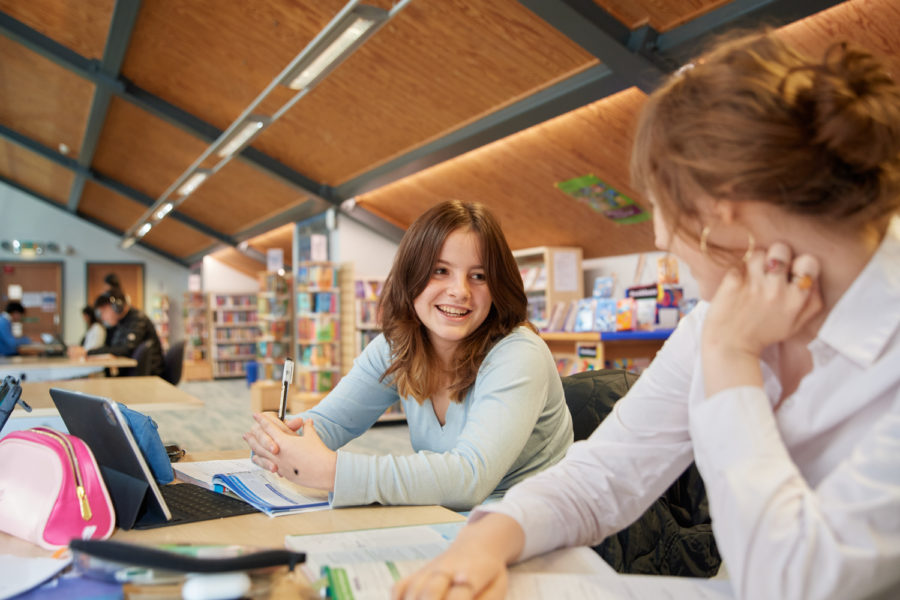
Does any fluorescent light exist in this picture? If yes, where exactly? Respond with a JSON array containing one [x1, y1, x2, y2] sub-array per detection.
[[282, 5, 388, 91], [136, 223, 152, 238], [121, 237, 137, 249], [177, 170, 211, 196], [216, 117, 269, 158], [154, 203, 174, 221]]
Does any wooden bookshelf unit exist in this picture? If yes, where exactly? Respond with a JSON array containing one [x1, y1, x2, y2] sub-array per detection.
[[540, 329, 673, 375]]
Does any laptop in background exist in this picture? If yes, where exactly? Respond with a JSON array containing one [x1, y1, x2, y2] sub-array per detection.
[[39, 333, 66, 357], [50, 388, 258, 530]]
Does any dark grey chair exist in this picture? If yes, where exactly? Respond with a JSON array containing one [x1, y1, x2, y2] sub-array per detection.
[[121, 339, 155, 377], [162, 339, 185, 386], [561, 369, 720, 577]]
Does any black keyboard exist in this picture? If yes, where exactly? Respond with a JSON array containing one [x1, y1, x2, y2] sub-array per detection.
[[161, 483, 259, 524]]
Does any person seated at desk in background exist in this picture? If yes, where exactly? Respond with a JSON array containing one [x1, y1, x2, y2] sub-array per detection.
[[101, 273, 126, 342], [245, 200, 574, 510], [396, 32, 900, 600], [0, 301, 31, 356], [79, 304, 106, 351], [68, 289, 164, 377]]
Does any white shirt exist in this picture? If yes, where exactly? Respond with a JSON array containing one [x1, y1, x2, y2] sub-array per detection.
[[83, 322, 105, 351], [475, 216, 900, 600]]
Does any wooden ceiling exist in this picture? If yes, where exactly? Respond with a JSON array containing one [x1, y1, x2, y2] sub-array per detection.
[[1, 0, 897, 269]]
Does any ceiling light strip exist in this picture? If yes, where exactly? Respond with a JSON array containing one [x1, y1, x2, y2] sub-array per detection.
[[118, 1, 409, 249]]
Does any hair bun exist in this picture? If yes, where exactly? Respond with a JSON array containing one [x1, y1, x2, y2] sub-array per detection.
[[811, 43, 900, 171]]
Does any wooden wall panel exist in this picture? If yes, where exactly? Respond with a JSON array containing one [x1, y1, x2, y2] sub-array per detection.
[[0, 140, 74, 205], [91, 97, 207, 198], [0, 38, 94, 159], [592, 0, 732, 31], [777, 0, 900, 78], [177, 159, 308, 236], [255, 0, 597, 185], [0, 0, 115, 59], [357, 87, 656, 260]]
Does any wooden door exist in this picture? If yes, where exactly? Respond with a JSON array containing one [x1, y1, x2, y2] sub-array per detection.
[[86, 263, 144, 311], [0, 261, 64, 339]]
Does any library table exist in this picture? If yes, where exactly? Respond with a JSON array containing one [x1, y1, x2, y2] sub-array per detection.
[[0, 353, 137, 382], [16, 376, 202, 416]]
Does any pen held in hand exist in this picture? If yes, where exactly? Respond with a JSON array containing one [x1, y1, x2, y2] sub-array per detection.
[[278, 357, 294, 421]]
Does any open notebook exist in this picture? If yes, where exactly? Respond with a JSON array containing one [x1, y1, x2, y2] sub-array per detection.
[[173, 458, 329, 516]]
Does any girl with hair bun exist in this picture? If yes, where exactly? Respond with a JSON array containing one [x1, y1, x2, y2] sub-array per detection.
[[244, 200, 573, 510], [397, 30, 900, 600]]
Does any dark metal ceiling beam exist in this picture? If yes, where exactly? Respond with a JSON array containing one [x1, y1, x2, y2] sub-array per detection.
[[518, 0, 667, 93], [0, 175, 188, 267], [68, 0, 142, 212], [336, 64, 628, 198], [654, 0, 847, 64], [0, 123, 234, 246]]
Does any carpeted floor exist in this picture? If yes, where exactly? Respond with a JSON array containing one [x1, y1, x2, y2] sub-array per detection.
[[148, 378, 414, 456]]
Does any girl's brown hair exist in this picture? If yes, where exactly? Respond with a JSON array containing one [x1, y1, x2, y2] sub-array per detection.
[[377, 200, 532, 403], [631, 30, 900, 246]]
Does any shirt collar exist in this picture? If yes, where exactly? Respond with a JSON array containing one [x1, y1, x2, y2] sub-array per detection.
[[817, 215, 900, 367]]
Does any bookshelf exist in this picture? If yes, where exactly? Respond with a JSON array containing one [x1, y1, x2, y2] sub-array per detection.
[[540, 330, 673, 376], [149, 293, 170, 352], [256, 271, 292, 382], [513, 246, 583, 330], [209, 293, 259, 378], [293, 262, 341, 410], [353, 277, 405, 423], [182, 291, 212, 381], [354, 278, 383, 356]]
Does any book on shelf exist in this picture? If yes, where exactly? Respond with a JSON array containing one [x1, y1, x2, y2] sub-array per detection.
[[573, 298, 597, 333], [172, 458, 329, 517]]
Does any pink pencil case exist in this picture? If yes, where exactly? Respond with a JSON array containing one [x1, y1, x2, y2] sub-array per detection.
[[0, 427, 115, 549]]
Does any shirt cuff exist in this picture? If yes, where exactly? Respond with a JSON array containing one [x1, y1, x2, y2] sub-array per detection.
[[468, 493, 560, 563], [331, 450, 374, 507]]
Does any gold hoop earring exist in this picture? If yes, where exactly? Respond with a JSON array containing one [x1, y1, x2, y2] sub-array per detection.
[[699, 225, 755, 261], [742, 232, 755, 263], [699, 225, 711, 255]]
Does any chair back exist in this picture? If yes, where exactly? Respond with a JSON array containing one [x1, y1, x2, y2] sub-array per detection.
[[122, 339, 155, 377], [162, 340, 185, 385]]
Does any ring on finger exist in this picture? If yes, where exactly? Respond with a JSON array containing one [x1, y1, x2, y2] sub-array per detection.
[[792, 273, 814, 290], [764, 258, 787, 274]]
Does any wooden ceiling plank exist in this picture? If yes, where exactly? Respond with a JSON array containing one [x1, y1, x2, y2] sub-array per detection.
[[0, 0, 115, 59], [336, 63, 625, 198]]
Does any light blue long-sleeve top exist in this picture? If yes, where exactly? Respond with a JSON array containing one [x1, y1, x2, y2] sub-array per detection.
[[303, 326, 573, 510], [0, 313, 30, 356]]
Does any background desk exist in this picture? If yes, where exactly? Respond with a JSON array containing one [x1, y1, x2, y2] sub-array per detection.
[[17, 376, 202, 415], [0, 354, 138, 382], [3, 376, 202, 436]]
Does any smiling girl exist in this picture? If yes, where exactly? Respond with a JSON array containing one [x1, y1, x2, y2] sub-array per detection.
[[243, 200, 573, 510]]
